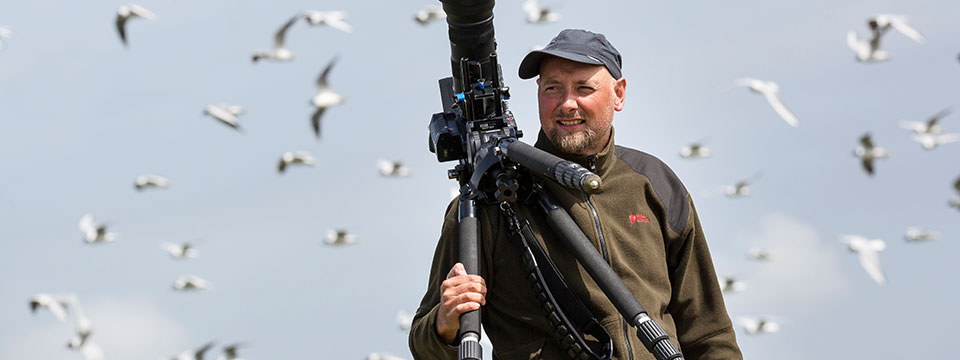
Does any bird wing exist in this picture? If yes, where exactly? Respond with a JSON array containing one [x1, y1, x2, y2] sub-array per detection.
[[316, 56, 339, 88], [115, 14, 129, 46], [935, 133, 960, 145], [861, 157, 875, 175], [899, 120, 925, 133], [889, 17, 926, 43], [129, 5, 157, 20], [326, 18, 354, 33], [278, 157, 287, 173], [194, 341, 216, 360], [762, 92, 799, 127], [274, 15, 299, 48], [311, 107, 326, 138], [954, 176, 960, 193], [857, 248, 887, 285], [846, 31, 869, 58], [859, 133, 874, 149], [78, 214, 97, 234], [927, 108, 951, 128]]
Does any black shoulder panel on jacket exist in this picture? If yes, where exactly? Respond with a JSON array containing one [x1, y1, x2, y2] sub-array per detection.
[[614, 146, 690, 235]]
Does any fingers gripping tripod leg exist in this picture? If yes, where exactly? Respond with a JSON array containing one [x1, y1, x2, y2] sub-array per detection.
[[458, 197, 483, 360]]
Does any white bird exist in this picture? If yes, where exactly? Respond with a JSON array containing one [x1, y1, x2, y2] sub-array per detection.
[[746, 247, 773, 261], [736, 78, 799, 128], [135, 174, 170, 191], [0, 26, 12, 50], [869, 14, 926, 44], [899, 108, 950, 135], [367, 353, 408, 360], [522, 0, 560, 24], [853, 133, 889, 176], [840, 235, 887, 285], [679, 140, 711, 159], [719, 276, 747, 293], [172, 275, 211, 291], [301, 10, 353, 33], [414, 6, 446, 26], [736, 316, 780, 335], [325, 229, 357, 246], [204, 103, 246, 131], [310, 56, 346, 139], [847, 30, 890, 63], [724, 173, 761, 198], [912, 132, 960, 150], [251, 15, 299, 63], [904, 227, 939, 242], [378, 160, 411, 177], [63, 296, 94, 352], [278, 151, 317, 173], [216, 342, 247, 360], [70, 338, 104, 360], [116, 4, 156, 47], [28, 294, 68, 321], [166, 341, 216, 360], [78, 214, 116, 244], [397, 310, 413, 332], [162, 241, 198, 259]]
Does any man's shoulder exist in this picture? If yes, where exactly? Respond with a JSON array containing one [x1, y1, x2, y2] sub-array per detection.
[[613, 145, 690, 234]]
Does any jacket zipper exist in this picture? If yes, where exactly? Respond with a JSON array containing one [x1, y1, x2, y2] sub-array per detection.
[[583, 155, 636, 360]]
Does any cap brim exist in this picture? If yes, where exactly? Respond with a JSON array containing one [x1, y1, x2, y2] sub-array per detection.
[[518, 49, 606, 79]]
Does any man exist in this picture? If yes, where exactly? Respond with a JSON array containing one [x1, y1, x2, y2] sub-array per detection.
[[410, 29, 742, 359]]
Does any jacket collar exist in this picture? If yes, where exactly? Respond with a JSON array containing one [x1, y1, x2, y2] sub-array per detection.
[[533, 127, 616, 178]]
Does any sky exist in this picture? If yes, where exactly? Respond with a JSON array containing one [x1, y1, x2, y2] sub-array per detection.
[[1, 0, 959, 359]]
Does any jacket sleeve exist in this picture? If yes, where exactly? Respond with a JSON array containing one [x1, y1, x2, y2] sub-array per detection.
[[665, 195, 743, 359], [408, 199, 462, 359]]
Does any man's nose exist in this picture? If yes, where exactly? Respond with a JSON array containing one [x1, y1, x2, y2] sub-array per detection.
[[560, 92, 579, 111]]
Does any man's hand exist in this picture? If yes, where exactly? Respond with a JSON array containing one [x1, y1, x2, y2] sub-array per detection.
[[436, 262, 487, 344]]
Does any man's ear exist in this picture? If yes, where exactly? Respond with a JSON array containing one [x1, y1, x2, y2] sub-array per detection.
[[613, 77, 627, 111]]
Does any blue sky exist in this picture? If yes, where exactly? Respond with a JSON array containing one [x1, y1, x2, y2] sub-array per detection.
[[1, 0, 958, 359]]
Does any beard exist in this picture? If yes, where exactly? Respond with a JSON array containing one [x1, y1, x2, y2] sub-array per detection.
[[550, 126, 598, 155]]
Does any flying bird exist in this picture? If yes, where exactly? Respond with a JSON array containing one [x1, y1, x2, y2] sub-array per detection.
[[204, 104, 246, 130], [899, 108, 950, 135], [736, 78, 799, 127], [301, 10, 354, 33], [869, 14, 926, 44], [278, 151, 317, 173], [724, 173, 761, 198], [853, 133, 889, 176], [522, 0, 560, 24], [912, 132, 960, 150], [135, 174, 170, 191], [62, 295, 94, 353], [173, 275, 211, 291], [841, 235, 887, 285], [325, 229, 357, 246], [78, 214, 115, 244], [28, 294, 69, 321], [165, 341, 216, 360], [846, 30, 889, 62], [904, 227, 939, 242], [679, 140, 711, 159], [310, 56, 346, 139], [0, 26, 11, 50], [736, 316, 780, 335], [217, 342, 247, 360], [116, 4, 155, 47], [251, 15, 298, 63], [378, 160, 411, 177], [746, 247, 773, 261], [397, 310, 413, 332], [162, 241, 198, 259], [414, 6, 446, 25], [719, 276, 747, 293]]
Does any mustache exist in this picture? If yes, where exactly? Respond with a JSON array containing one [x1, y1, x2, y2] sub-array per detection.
[[553, 111, 586, 120]]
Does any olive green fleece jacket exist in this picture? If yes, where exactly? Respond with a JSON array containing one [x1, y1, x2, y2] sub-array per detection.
[[409, 129, 742, 360]]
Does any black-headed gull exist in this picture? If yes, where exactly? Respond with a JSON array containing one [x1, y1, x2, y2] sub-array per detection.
[[720, 276, 746, 293], [173, 275, 211, 291], [847, 30, 889, 63], [311, 56, 346, 139], [736, 316, 780, 335], [414, 6, 446, 26], [840, 235, 887, 285], [522, 0, 560, 24], [251, 16, 298, 63], [724, 173, 761, 198], [325, 229, 357, 246], [28, 294, 69, 321], [679, 140, 711, 159], [116, 4, 155, 47], [736, 78, 799, 128], [135, 174, 170, 191], [378, 160, 411, 177], [278, 151, 316, 173], [912, 132, 960, 150], [869, 14, 926, 44], [78, 214, 115, 244], [853, 133, 889, 176], [904, 227, 939, 242], [162, 241, 198, 259], [204, 104, 245, 131], [900, 108, 950, 135], [217, 342, 247, 360], [301, 10, 353, 33], [746, 247, 773, 261]]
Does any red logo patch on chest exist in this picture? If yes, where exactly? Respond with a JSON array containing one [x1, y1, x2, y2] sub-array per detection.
[[629, 213, 650, 223]]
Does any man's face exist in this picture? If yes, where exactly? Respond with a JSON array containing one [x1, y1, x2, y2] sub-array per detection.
[[537, 56, 626, 156]]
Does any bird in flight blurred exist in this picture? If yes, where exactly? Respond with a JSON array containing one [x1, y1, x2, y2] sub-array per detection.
[[746, 247, 773, 261], [950, 176, 960, 210], [301, 10, 354, 33], [162, 241, 199, 259], [325, 229, 357, 246], [737, 316, 780, 335], [204, 103, 246, 131], [724, 173, 761, 198], [278, 151, 317, 173], [869, 14, 926, 44], [841, 235, 887, 285], [173, 275, 212, 291], [115, 4, 155, 47], [78, 214, 115, 244], [853, 133, 889, 176], [164, 341, 216, 360], [379, 160, 411, 177], [900, 108, 950, 135], [904, 227, 939, 242], [28, 293, 69, 321], [252, 16, 299, 63], [736, 78, 799, 128], [135, 174, 170, 191], [414, 6, 446, 26], [720, 276, 747, 293], [217, 342, 248, 360], [679, 140, 712, 159], [311, 56, 346, 139], [522, 0, 560, 24]]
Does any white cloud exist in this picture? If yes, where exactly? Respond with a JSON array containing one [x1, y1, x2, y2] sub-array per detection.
[[1, 295, 189, 360]]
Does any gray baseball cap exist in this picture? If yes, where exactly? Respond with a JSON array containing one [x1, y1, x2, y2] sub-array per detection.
[[518, 29, 623, 80]]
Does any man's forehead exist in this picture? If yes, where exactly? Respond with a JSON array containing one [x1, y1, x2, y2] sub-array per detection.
[[539, 56, 610, 81]]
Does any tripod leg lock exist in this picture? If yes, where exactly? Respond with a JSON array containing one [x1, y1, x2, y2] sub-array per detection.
[[633, 314, 684, 360]]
